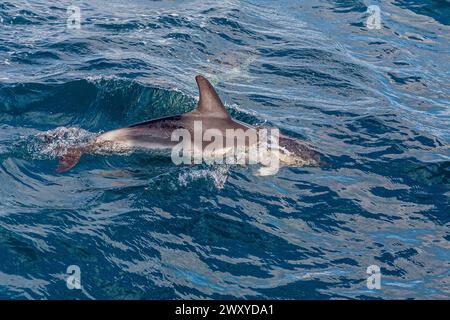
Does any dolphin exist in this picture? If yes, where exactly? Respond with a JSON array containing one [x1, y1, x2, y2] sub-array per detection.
[[56, 75, 322, 173]]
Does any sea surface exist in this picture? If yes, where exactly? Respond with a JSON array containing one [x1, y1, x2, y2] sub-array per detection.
[[0, 0, 449, 299]]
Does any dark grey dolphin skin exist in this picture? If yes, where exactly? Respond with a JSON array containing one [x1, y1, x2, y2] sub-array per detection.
[[57, 75, 321, 172]]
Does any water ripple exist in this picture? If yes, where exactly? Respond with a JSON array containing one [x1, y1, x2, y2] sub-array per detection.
[[0, 0, 448, 299]]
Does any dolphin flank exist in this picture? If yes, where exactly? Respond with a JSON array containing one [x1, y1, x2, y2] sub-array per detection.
[[56, 75, 322, 173]]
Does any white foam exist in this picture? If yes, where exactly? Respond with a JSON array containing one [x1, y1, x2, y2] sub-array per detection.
[[178, 165, 229, 189], [28, 127, 96, 159]]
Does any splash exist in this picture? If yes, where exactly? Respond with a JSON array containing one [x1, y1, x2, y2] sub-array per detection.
[[27, 127, 96, 159], [177, 165, 230, 189]]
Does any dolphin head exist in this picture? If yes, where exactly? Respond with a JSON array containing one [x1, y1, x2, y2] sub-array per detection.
[[278, 135, 323, 166]]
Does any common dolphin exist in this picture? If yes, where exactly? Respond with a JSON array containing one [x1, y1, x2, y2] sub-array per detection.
[[56, 75, 322, 173]]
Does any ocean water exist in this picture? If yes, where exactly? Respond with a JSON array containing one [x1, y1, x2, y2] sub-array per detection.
[[0, 0, 449, 299]]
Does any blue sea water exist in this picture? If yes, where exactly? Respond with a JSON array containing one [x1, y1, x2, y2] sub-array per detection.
[[0, 0, 449, 299]]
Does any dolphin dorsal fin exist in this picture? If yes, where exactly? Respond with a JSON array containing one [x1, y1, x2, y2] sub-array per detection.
[[194, 75, 230, 119]]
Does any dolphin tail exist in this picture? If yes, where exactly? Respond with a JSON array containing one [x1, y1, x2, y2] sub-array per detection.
[[56, 147, 83, 173]]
